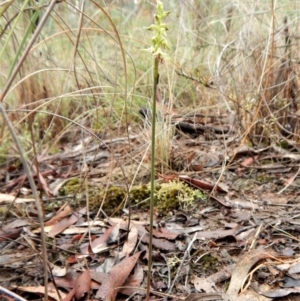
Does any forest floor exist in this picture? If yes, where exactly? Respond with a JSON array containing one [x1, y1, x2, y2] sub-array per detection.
[[1, 110, 300, 301]]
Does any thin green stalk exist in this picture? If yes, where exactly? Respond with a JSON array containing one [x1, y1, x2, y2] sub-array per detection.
[[145, 2, 170, 300], [7, 8, 40, 79], [146, 55, 159, 300]]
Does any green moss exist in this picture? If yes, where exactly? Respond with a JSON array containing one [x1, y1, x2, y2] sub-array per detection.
[[199, 254, 220, 273], [155, 180, 206, 211], [131, 180, 206, 212], [256, 174, 272, 183], [58, 178, 206, 216], [279, 140, 289, 149], [156, 184, 181, 211], [59, 178, 126, 214], [44, 200, 64, 212], [0, 206, 9, 217], [130, 184, 151, 203], [90, 186, 126, 214], [58, 178, 84, 196]]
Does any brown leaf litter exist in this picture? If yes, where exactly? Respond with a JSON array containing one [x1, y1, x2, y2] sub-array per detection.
[[2, 110, 300, 301]]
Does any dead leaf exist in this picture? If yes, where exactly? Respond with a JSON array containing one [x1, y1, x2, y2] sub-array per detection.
[[48, 214, 77, 237], [35, 166, 53, 197], [184, 292, 223, 301], [50, 262, 67, 277], [196, 226, 240, 240], [62, 270, 91, 301], [107, 221, 120, 243], [17, 285, 67, 301], [193, 275, 216, 293], [233, 287, 270, 301], [55, 271, 100, 291], [0, 193, 34, 204], [289, 260, 300, 274], [135, 223, 175, 251], [119, 263, 144, 296], [193, 265, 235, 297], [45, 204, 73, 226], [2, 219, 33, 230], [48, 207, 86, 238], [226, 249, 275, 300], [119, 222, 138, 257], [74, 270, 91, 300], [209, 195, 232, 208], [240, 156, 258, 168], [41, 225, 100, 235], [90, 270, 107, 284], [62, 286, 76, 301], [0, 286, 28, 301], [253, 283, 300, 298], [90, 224, 117, 254], [95, 251, 143, 301], [179, 175, 227, 193], [0, 251, 35, 267], [0, 228, 22, 242], [243, 283, 282, 300], [147, 226, 181, 240], [224, 197, 259, 210]]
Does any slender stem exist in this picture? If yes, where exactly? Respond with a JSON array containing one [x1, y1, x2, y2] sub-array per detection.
[[0, 2, 59, 300], [146, 56, 159, 301], [0, 105, 49, 301]]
